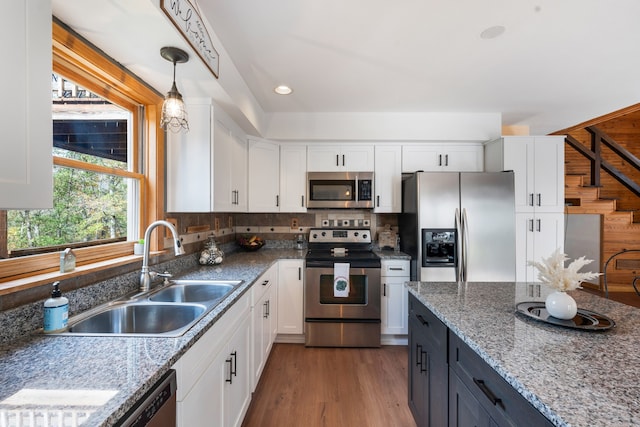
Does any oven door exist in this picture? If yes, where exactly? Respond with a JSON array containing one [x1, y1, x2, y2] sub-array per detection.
[[305, 266, 381, 320]]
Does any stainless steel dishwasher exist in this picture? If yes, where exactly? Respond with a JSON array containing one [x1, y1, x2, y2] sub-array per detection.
[[117, 369, 177, 427]]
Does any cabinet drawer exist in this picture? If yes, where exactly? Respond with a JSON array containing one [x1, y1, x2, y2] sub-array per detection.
[[408, 293, 447, 343], [381, 259, 410, 277], [448, 332, 552, 427], [251, 264, 277, 305]]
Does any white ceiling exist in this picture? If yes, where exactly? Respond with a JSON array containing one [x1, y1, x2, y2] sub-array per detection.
[[52, 0, 640, 136]]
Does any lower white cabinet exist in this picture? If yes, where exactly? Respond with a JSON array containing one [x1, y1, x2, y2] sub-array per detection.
[[251, 264, 278, 391], [277, 259, 305, 335], [381, 259, 410, 335], [515, 212, 565, 282], [173, 293, 251, 427]]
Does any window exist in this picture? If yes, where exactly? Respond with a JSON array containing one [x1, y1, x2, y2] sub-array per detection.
[[0, 18, 165, 284]]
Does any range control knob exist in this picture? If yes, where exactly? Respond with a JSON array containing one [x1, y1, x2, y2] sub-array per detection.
[[321, 231, 327, 237], [354, 232, 359, 237], [312, 233, 318, 239], [362, 234, 368, 240]]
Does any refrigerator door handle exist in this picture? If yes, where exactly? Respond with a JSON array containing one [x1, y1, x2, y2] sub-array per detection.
[[455, 208, 463, 281], [461, 208, 469, 282]]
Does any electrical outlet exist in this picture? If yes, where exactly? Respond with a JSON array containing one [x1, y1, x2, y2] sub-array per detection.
[[291, 218, 299, 229], [214, 218, 220, 232]]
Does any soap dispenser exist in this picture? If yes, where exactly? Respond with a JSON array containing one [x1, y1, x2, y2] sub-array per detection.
[[43, 281, 69, 333]]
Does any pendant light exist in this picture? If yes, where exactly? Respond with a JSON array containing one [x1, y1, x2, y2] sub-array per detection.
[[160, 46, 190, 133]]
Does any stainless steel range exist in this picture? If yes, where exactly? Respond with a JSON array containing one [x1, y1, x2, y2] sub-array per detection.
[[305, 228, 381, 347]]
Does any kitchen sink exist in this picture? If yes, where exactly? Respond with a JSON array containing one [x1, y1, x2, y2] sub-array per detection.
[[67, 302, 207, 336], [149, 280, 241, 303], [60, 279, 243, 337]]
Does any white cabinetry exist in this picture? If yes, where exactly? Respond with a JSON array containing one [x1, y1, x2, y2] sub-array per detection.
[[307, 144, 374, 171], [166, 100, 212, 212], [173, 293, 251, 427], [402, 143, 483, 173], [277, 259, 304, 336], [214, 116, 247, 212], [0, 2, 52, 209], [485, 136, 565, 282], [381, 259, 410, 336], [374, 145, 402, 213], [279, 144, 308, 212], [485, 136, 565, 213], [248, 138, 280, 212], [251, 264, 278, 391]]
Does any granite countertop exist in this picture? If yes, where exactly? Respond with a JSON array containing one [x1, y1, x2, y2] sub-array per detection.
[[406, 281, 640, 427], [0, 248, 305, 427]]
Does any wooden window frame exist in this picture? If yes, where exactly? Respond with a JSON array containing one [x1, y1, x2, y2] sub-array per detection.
[[0, 18, 166, 293]]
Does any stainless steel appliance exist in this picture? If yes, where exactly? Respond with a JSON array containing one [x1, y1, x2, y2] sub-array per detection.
[[307, 172, 374, 209], [117, 369, 176, 427], [305, 228, 381, 347], [399, 171, 515, 282]]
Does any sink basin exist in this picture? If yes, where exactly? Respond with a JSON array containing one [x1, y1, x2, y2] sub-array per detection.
[[60, 279, 244, 337], [67, 303, 207, 336], [149, 280, 241, 303]]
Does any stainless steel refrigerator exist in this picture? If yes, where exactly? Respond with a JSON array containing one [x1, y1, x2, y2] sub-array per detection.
[[399, 171, 516, 282]]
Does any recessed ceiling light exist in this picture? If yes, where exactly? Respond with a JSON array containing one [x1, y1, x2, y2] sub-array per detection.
[[480, 25, 506, 39], [274, 85, 293, 95]]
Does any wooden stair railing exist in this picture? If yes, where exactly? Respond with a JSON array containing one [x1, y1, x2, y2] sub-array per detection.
[[565, 126, 640, 197]]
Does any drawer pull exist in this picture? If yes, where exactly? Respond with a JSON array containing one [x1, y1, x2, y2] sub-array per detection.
[[416, 314, 429, 326], [473, 378, 503, 407]]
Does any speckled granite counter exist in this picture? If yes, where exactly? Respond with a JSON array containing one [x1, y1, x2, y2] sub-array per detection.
[[406, 281, 640, 427], [0, 248, 305, 427]]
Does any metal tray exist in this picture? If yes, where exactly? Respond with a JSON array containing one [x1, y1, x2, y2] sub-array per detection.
[[516, 302, 615, 331]]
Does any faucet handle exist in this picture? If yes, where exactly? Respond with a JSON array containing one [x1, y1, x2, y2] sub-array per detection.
[[156, 271, 173, 285]]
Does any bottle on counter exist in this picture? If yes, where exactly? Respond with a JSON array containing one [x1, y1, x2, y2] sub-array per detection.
[[43, 281, 69, 333]]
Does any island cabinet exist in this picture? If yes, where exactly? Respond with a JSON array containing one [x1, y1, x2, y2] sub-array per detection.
[[408, 293, 448, 427], [173, 292, 252, 427], [448, 332, 554, 427]]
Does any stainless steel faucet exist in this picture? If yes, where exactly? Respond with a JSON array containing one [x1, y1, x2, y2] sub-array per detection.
[[140, 220, 186, 292]]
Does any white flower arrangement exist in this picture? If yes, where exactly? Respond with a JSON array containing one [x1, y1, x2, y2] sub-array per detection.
[[528, 248, 602, 292]]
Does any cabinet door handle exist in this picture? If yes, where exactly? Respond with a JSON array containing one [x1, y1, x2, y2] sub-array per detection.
[[276, 195, 279, 207], [416, 314, 429, 326], [537, 193, 542, 206], [416, 344, 423, 368], [420, 350, 427, 373], [264, 301, 269, 318], [301, 195, 305, 207], [298, 267, 302, 280], [383, 283, 386, 297], [376, 195, 380, 207], [445, 154, 448, 166], [342, 154, 345, 166], [473, 378, 503, 407], [529, 193, 534, 206], [336, 154, 339, 166], [438, 154, 442, 166], [536, 219, 541, 232], [231, 351, 238, 377], [225, 357, 233, 383], [528, 219, 534, 232]]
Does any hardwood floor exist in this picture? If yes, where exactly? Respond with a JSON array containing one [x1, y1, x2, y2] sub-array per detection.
[[242, 344, 417, 427]]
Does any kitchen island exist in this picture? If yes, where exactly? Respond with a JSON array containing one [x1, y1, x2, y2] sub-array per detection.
[[0, 248, 304, 426], [407, 281, 640, 426]]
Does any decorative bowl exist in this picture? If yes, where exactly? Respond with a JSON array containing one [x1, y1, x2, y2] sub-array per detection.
[[237, 236, 265, 252]]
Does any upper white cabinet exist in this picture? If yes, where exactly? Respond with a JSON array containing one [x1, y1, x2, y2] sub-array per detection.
[[166, 100, 212, 212], [402, 143, 483, 173], [248, 138, 280, 212], [214, 118, 247, 212], [166, 100, 247, 212], [374, 145, 402, 213], [0, 2, 52, 209], [307, 144, 374, 171], [485, 136, 565, 213], [279, 144, 307, 212]]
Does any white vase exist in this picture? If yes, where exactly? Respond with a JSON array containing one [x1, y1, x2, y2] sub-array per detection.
[[545, 291, 578, 320]]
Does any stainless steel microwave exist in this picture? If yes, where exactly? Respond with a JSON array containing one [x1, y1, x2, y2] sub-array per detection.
[[307, 172, 374, 209]]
